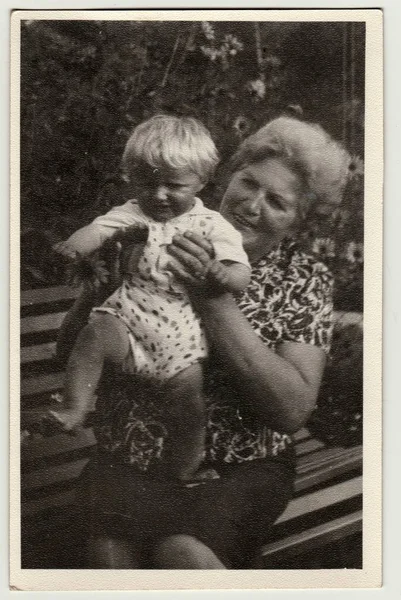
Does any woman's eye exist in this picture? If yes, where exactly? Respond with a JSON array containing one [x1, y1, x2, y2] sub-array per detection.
[[268, 195, 284, 211]]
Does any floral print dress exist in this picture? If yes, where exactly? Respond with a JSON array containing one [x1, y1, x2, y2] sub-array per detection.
[[94, 238, 334, 470]]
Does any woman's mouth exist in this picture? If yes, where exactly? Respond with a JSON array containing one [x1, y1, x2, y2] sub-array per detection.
[[233, 212, 256, 230]]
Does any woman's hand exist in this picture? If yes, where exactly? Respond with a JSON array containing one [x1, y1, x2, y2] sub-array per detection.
[[167, 231, 215, 286]]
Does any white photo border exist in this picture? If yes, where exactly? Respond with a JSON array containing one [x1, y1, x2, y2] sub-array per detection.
[[9, 6, 383, 593]]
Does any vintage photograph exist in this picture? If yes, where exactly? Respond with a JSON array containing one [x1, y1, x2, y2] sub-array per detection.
[[11, 9, 382, 591]]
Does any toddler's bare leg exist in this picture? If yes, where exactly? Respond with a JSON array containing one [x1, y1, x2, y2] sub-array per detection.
[[161, 363, 206, 481], [51, 314, 130, 431], [55, 284, 98, 366]]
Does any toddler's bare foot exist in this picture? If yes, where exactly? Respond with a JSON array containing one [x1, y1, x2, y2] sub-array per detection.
[[47, 408, 86, 432]]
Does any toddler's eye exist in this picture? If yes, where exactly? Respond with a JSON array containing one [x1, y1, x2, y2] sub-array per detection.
[[241, 177, 258, 190]]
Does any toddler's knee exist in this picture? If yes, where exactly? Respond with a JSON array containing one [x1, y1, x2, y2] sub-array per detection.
[[78, 321, 105, 346], [78, 316, 121, 352], [89, 314, 129, 363]]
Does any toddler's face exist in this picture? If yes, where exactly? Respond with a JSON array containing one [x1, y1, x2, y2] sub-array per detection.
[[134, 164, 205, 222]]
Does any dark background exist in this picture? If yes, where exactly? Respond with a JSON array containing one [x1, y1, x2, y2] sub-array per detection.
[[20, 20, 365, 311]]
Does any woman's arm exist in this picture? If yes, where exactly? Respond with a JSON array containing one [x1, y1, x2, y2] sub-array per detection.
[[168, 232, 327, 434], [197, 293, 326, 434], [207, 261, 251, 293]]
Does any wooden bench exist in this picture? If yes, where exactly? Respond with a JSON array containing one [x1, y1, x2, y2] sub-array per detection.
[[20, 285, 363, 569]]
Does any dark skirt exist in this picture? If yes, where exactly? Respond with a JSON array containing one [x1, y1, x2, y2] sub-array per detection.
[[77, 451, 295, 568]]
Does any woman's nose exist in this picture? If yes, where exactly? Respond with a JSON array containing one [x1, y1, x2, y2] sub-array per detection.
[[242, 192, 263, 216]]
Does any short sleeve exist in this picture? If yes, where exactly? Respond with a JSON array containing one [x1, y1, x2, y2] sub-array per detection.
[[61, 201, 145, 256], [91, 200, 146, 234], [209, 214, 251, 269], [279, 261, 334, 354]]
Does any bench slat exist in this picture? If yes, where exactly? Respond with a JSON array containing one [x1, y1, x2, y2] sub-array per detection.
[[21, 427, 97, 463], [276, 476, 362, 525], [21, 372, 64, 398], [23, 489, 77, 517], [21, 286, 79, 308], [21, 312, 67, 336], [23, 457, 90, 492], [291, 428, 310, 443], [261, 509, 362, 560], [21, 342, 57, 365], [296, 445, 362, 474], [333, 311, 363, 328], [295, 451, 362, 493], [295, 437, 325, 457]]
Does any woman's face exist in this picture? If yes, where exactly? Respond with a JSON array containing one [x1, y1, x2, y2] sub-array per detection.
[[220, 157, 303, 261]]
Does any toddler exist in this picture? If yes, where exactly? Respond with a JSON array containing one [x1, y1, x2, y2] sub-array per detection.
[[51, 115, 251, 480]]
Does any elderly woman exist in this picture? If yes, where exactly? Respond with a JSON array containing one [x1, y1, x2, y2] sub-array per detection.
[[66, 116, 351, 569]]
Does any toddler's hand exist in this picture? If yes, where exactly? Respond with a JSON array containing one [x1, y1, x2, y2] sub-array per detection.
[[113, 223, 149, 246], [52, 241, 77, 260], [111, 224, 149, 276]]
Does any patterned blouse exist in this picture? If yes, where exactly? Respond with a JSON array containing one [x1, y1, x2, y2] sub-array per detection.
[[94, 238, 334, 469]]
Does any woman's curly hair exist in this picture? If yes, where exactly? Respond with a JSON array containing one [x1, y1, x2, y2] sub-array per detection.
[[230, 116, 353, 217]]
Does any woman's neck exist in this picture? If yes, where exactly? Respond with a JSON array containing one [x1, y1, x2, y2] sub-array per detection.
[[246, 237, 291, 264]]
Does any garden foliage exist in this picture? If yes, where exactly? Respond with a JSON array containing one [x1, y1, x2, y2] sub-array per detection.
[[21, 20, 364, 311]]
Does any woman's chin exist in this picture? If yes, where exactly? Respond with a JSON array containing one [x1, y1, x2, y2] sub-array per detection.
[[240, 234, 261, 258]]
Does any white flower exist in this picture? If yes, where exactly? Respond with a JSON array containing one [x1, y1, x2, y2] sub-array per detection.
[[201, 21, 215, 41], [247, 78, 266, 100], [200, 29, 243, 66], [345, 241, 364, 264], [312, 238, 335, 259], [200, 46, 220, 61], [223, 34, 243, 52]]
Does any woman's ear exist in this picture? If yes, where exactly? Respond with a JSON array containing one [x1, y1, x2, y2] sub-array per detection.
[[296, 190, 317, 227]]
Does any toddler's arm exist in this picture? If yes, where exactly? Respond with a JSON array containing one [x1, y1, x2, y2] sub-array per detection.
[[53, 201, 147, 259], [53, 223, 106, 258], [206, 260, 251, 293]]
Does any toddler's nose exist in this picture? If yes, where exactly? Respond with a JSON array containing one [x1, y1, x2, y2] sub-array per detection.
[[156, 185, 168, 201]]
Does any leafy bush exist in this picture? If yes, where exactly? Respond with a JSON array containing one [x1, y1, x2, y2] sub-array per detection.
[[20, 20, 365, 311]]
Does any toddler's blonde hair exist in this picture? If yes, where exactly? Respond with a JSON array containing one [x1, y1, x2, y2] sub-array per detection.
[[122, 114, 219, 183]]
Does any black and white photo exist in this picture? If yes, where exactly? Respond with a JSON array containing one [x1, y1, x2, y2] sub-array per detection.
[[10, 9, 382, 591]]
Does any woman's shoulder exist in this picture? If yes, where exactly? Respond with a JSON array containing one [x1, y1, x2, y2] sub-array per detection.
[[280, 239, 334, 283], [252, 239, 332, 287]]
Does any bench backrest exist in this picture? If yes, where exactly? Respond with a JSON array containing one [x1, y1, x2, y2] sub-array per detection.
[[20, 285, 363, 567]]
